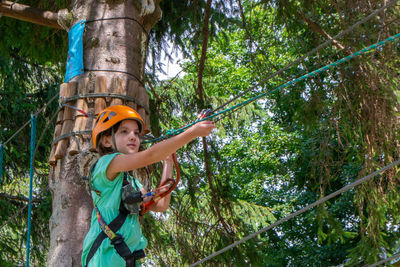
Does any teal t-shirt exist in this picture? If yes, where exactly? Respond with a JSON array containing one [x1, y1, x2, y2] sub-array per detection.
[[81, 153, 148, 267]]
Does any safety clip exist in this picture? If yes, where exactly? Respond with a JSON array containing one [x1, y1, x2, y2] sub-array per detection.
[[197, 109, 212, 120]]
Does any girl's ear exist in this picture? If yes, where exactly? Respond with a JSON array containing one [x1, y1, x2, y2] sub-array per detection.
[[100, 135, 113, 148]]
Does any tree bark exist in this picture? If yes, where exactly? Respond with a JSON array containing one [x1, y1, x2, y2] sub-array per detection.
[[296, 12, 347, 51], [197, 0, 212, 101], [195, 0, 230, 237], [46, 1, 161, 266]]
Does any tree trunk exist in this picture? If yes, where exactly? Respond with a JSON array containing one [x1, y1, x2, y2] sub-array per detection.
[[46, 1, 161, 266]]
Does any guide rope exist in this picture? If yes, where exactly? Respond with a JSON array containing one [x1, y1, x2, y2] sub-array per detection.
[[210, 0, 399, 114], [2, 93, 59, 147], [367, 253, 400, 267], [25, 115, 36, 267]]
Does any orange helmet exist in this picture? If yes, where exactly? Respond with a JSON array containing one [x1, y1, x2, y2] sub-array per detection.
[[92, 105, 145, 148]]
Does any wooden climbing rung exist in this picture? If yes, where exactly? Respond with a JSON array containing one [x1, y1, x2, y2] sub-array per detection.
[[50, 75, 151, 165]]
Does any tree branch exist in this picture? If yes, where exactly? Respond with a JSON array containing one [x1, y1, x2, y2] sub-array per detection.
[[195, 0, 231, 236], [297, 12, 346, 51], [238, 0, 253, 50], [0, 1, 62, 29], [146, 79, 162, 103], [202, 137, 232, 234], [0, 192, 41, 203], [197, 0, 212, 101]]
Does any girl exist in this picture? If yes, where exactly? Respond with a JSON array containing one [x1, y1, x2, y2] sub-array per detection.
[[81, 105, 215, 267]]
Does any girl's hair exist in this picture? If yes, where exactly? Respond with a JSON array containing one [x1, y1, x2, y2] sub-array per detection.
[[96, 119, 151, 191], [97, 121, 121, 156]]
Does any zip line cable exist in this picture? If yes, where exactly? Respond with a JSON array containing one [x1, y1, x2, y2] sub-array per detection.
[[189, 159, 400, 266], [0, 112, 58, 267], [145, 31, 400, 144], [2, 0, 397, 148], [0, 98, 58, 248], [142, 0, 398, 144], [32, 110, 60, 164], [210, 0, 399, 114], [2, 93, 59, 147], [0, 92, 59, 186], [367, 253, 400, 267]]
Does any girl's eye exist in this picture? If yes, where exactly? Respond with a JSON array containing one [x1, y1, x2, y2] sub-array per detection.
[[121, 130, 127, 134]]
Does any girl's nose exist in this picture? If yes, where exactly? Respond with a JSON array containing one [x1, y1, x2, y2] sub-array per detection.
[[128, 131, 137, 140]]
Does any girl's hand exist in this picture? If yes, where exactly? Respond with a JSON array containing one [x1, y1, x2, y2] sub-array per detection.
[[189, 120, 215, 138]]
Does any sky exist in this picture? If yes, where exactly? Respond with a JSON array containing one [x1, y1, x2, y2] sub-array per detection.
[[153, 42, 185, 80]]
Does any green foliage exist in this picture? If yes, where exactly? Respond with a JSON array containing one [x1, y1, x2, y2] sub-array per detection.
[[0, 1, 69, 65], [143, 0, 400, 265], [2, 0, 400, 266], [148, 0, 239, 77], [0, 17, 63, 264]]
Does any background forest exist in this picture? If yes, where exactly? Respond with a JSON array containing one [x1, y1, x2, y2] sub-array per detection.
[[1, 0, 400, 266]]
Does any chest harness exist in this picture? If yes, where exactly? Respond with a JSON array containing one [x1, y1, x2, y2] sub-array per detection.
[[85, 153, 180, 267]]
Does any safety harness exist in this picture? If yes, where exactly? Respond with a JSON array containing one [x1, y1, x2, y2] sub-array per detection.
[[85, 153, 180, 266], [85, 171, 145, 267]]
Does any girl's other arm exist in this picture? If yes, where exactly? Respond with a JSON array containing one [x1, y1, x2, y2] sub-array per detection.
[[148, 155, 174, 212]]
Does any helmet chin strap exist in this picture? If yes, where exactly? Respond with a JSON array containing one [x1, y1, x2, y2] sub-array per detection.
[[111, 127, 119, 153]]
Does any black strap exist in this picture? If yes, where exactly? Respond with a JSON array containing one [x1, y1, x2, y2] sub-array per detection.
[[86, 211, 127, 266], [111, 234, 145, 267], [123, 172, 140, 191], [85, 208, 145, 266]]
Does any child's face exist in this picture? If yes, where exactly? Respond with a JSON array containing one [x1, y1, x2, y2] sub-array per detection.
[[101, 120, 141, 154]]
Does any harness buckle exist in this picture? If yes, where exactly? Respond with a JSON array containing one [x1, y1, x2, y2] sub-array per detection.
[[110, 233, 124, 245]]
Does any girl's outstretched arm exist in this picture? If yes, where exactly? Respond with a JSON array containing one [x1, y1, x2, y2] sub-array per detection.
[[106, 120, 215, 179]]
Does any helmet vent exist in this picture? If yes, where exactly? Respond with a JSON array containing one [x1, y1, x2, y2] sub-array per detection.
[[103, 111, 117, 123], [94, 111, 106, 127]]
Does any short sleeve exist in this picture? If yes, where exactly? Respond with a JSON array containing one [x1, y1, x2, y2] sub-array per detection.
[[91, 153, 123, 204], [92, 153, 122, 182]]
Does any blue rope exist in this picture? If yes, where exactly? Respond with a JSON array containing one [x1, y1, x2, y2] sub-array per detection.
[[25, 114, 36, 267], [0, 144, 3, 188]]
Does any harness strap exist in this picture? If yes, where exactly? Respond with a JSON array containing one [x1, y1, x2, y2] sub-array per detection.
[[86, 171, 145, 266], [112, 234, 145, 267], [86, 203, 145, 266], [86, 211, 127, 265]]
